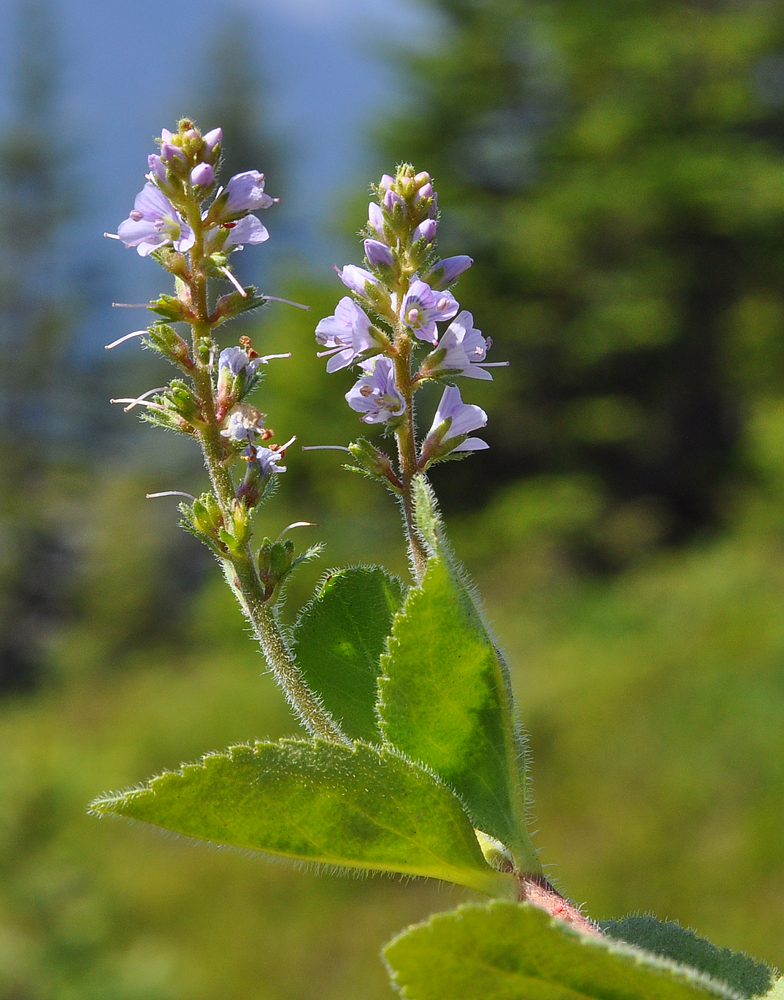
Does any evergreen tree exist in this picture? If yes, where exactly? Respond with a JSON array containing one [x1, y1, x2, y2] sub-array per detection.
[[380, 0, 784, 564]]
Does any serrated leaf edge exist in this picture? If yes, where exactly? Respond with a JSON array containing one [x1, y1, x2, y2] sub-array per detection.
[[89, 739, 516, 898], [383, 901, 746, 1000]]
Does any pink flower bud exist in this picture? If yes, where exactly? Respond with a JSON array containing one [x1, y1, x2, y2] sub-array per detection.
[[191, 163, 215, 187], [412, 218, 437, 244], [364, 239, 394, 268], [204, 128, 223, 155]]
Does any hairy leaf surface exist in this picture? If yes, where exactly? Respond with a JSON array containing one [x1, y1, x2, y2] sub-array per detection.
[[601, 916, 774, 998], [378, 479, 536, 870], [90, 740, 513, 896], [294, 567, 404, 742], [384, 901, 743, 1000]]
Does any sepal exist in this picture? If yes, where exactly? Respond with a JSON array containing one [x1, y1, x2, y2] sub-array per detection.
[[209, 287, 267, 326], [345, 439, 403, 491], [143, 323, 193, 370], [257, 536, 324, 603], [149, 246, 189, 277], [149, 292, 195, 323]]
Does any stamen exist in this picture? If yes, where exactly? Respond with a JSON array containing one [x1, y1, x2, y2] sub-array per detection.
[[146, 491, 197, 501], [258, 352, 292, 363], [103, 232, 121, 240], [481, 362, 511, 367], [105, 329, 148, 350], [220, 266, 247, 297], [112, 302, 152, 308], [110, 391, 169, 414], [275, 435, 297, 453], [263, 295, 311, 312], [301, 445, 352, 453], [276, 521, 318, 542]]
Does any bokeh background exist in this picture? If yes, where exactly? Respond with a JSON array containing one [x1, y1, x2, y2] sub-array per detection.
[[2, 0, 784, 996]]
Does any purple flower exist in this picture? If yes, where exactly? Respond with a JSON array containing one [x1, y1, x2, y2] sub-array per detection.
[[222, 214, 269, 249], [412, 218, 437, 244], [191, 163, 215, 187], [364, 239, 394, 269], [161, 142, 186, 164], [346, 357, 406, 424], [147, 154, 167, 183], [247, 444, 287, 477], [423, 385, 488, 456], [337, 264, 382, 300], [219, 347, 266, 379], [424, 255, 473, 290], [368, 202, 385, 238], [383, 189, 405, 212], [315, 297, 377, 372], [203, 128, 223, 155], [116, 182, 195, 256], [400, 280, 459, 344], [428, 311, 505, 381], [220, 403, 266, 442], [219, 170, 274, 218]]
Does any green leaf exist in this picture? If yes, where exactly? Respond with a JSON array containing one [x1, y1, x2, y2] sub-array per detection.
[[384, 901, 742, 1000], [601, 916, 774, 998], [89, 740, 514, 897], [294, 567, 405, 742], [378, 479, 537, 870]]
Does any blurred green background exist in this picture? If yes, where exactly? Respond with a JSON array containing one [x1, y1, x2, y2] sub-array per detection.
[[2, 0, 784, 997]]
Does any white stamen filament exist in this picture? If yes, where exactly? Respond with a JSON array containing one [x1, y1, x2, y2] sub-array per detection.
[[301, 445, 352, 453], [275, 521, 318, 542], [105, 329, 148, 350], [259, 352, 292, 363], [146, 491, 197, 501], [263, 295, 311, 311], [110, 389, 168, 413], [103, 232, 121, 240], [220, 266, 247, 297], [112, 302, 152, 308]]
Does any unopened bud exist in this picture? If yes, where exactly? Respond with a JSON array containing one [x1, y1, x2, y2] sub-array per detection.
[[364, 238, 394, 269], [412, 218, 437, 244], [191, 163, 215, 187], [423, 255, 473, 290], [203, 128, 223, 156]]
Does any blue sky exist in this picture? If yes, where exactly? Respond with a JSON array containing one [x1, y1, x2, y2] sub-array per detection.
[[0, 0, 440, 350]]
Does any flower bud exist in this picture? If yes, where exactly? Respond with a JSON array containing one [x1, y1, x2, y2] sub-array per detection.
[[368, 202, 385, 238], [147, 154, 167, 183], [191, 163, 214, 187], [203, 127, 223, 157], [412, 218, 437, 244], [364, 238, 394, 269], [378, 173, 395, 192], [161, 142, 186, 164], [414, 171, 431, 189], [423, 255, 473, 290], [383, 189, 405, 213]]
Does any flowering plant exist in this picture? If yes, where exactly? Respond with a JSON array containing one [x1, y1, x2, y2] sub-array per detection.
[[91, 123, 781, 1000]]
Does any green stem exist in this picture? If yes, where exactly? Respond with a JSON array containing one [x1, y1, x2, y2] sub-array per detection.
[[182, 192, 349, 746], [393, 344, 428, 583]]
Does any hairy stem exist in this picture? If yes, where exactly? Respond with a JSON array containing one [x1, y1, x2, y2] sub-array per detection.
[[394, 343, 428, 583], [183, 192, 348, 745]]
